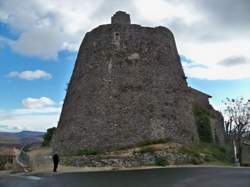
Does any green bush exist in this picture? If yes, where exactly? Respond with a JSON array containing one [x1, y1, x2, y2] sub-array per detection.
[[155, 156, 168, 166], [137, 146, 156, 154], [42, 127, 56, 146], [191, 157, 203, 165], [76, 149, 103, 156], [193, 105, 213, 143], [180, 143, 233, 165]]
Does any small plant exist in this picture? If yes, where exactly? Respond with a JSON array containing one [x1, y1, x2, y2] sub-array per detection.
[[180, 143, 233, 165], [42, 127, 56, 146], [138, 138, 172, 147], [137, 146, 156, 154], [76, 149, 103, 156], [191, 157, 203, 165], [155, 156, 168, 166], [62, 158, 73, 166], [193, 105, 213, 143]]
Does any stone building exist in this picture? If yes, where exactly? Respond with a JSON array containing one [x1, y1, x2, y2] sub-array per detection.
[[53, 11, 225, 155], [189, 88, 225, 145], [0, 147, 16, 169]]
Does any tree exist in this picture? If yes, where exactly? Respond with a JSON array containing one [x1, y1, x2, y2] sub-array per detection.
[[224, 117, 233, 138], [42, 127, 56, 146], [223, 98, 250, 164]]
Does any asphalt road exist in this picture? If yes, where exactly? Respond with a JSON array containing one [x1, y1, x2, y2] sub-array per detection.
[[1, 167, 250, 187]]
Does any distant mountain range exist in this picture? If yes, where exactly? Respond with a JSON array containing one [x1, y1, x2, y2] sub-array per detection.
[[0, 131, 45, 147]]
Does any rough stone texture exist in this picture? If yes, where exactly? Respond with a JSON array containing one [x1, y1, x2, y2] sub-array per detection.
[[61, 152, 194, 168], [189, 88, 211, 108], [53, 11, 224, 155], [210, 110, 225, 145], [241, 143, 250, 165], [61, 143, 194, 167], [111, 11, 131, 25]]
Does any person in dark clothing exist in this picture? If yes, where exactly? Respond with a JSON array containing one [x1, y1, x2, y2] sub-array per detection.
[[52, 153, 59, 172]]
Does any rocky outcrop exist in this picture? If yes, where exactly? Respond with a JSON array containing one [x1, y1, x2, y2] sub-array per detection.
[[61, 153, 193, 168]]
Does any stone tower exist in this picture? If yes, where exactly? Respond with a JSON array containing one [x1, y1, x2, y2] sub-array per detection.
[[53, 11, 200, 155]]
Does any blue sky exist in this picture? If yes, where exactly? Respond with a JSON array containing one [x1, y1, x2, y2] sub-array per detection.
[[0, 47, 75, 109], [0, 0, 250, 132]]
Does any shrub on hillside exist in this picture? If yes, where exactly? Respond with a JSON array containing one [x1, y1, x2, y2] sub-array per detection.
[[42, 127, 56, 146], [155, 156, 169, 166]]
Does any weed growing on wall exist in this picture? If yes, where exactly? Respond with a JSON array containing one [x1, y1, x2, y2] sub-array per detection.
[[193, 105, 213, 143]]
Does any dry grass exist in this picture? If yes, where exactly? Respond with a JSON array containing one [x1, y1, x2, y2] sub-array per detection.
[[28, 147, 53, 172], [108, 142, 181, 156]]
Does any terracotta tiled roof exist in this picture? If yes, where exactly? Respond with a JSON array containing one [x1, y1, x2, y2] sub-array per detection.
[[189, 87, 212, 98]]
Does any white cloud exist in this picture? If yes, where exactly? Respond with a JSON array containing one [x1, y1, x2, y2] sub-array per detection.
[[10, 29, 65, 59], [0, 113, 60, 132], [180, 39, 250, 80], [22, 97, 55, 109], [134, 0, 201, 25], [184, 64, 250, 80], [0, 0, 103, 59], [0, 10, 8, 22], [15, 107, 61, 115], [0, 97, 62, 132], [1, 0, 250, 80], [8, 70, 52, 80], [217, 56, 250, 67]]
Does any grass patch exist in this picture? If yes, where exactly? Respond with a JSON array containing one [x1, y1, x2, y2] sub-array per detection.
[[136, 146, 157, 154], [76, 149, 103, 156], [155, 156, 169, 166], [180, 143, 233, 165], [138, 138, 172, 147]]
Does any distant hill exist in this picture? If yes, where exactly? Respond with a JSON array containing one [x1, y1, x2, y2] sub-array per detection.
[[0, 130, 45, 147], [15, 131, 45, 138]]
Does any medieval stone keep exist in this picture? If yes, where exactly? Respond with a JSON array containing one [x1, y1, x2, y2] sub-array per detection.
[[53, 11, 225, 155]]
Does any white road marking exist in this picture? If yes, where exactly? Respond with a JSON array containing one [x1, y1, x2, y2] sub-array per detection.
[[24, 176, 42, 180]]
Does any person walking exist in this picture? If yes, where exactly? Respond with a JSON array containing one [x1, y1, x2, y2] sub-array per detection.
[[52, 153, 59, 172]]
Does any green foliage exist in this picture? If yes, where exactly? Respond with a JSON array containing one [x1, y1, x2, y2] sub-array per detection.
[[42, 127, 56, 146], [190, 157, 203, 165], [180, 143, 233, 165], [155, 156, 169, 166], [193, 105, 213, 143], [136, 146, 157, 154], [138, 138, 172, 147], [76, 149, 103, 156]]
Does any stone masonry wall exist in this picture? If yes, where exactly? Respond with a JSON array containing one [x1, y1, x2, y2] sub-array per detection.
[[190, 88, 225, 146], [53, 12, 199, 155], [210, 110, 225, 146]]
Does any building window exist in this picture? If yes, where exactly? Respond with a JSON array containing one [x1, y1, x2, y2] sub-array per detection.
[[114, 32, 120, 41]]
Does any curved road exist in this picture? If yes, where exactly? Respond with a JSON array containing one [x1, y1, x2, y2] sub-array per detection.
[[1, 167, 250, 187]]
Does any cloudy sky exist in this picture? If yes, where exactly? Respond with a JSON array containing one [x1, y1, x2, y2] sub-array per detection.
[[0, 0, 250, 132]]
